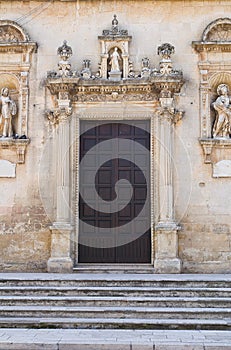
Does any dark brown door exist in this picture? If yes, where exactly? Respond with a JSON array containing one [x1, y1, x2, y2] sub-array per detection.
[[78, 121, 151, 263]]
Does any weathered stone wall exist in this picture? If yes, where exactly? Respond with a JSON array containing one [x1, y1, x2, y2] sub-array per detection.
[[0, 0, 231, 272]]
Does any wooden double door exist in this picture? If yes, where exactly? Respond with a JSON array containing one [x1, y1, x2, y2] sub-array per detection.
[[78, 120, 151, 263]]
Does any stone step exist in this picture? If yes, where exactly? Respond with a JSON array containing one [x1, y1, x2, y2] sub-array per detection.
[[1, 305, 231, 319], [1, 273, 231, 288], [1, 295, 231, 308], [1, 286, 231, 297], [0, 316, 230, 330]]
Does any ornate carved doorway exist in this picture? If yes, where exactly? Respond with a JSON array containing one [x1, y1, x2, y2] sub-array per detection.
[[78, 120, 151, 263]]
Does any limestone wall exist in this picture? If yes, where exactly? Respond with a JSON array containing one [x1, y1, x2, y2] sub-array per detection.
[[0, 0, 231, 272]]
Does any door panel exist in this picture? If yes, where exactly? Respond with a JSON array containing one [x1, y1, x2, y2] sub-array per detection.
[[78, 121, 151, 263]]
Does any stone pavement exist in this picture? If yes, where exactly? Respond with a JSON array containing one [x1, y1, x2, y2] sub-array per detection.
[[0, 329, 231, 349]]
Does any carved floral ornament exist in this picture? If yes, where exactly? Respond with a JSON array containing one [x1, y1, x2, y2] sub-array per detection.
[[46, 15, 184, 122]]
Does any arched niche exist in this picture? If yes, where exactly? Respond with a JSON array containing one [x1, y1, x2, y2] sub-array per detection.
[[0, 20, 37, 164], [107, 46, 123, 77], [192, 18, 231, 165]]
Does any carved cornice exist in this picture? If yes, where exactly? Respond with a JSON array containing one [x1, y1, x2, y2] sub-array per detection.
[[46, 75, 184, 102], [0, 42, 37, 56], [192, 41, 231, 53]]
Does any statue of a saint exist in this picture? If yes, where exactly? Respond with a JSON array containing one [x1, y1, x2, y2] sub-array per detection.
[[212, 83, 231, 139], [0, 87, 17, 138], [109, 47, 121, 72]]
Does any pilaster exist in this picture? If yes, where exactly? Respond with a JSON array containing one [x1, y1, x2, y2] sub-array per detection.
[[153, 56, 184, 273], [47, 93, 73, 273]]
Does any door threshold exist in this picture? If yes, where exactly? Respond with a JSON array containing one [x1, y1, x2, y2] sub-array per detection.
[[73, 263, 154, 274]]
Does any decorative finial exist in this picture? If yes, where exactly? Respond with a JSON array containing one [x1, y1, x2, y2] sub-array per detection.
[[102, 15, 128, 37], [112, 14, 118, 29], [57, 40, 73, 61], [57, 40, 73, 77], [157, 43, 175, 75], [157, 43, 175, 60]]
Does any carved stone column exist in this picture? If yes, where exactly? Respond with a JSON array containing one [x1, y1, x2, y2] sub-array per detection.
[[47, 94, 73, 273], [154, 97, 183, 273]]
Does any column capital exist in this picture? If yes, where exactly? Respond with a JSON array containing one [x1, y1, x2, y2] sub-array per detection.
[[46, 106, 72, 125], [157, 98, 184, 124]]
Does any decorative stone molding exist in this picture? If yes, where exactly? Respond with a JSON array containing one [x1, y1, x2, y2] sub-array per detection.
[[193, 18, 231, 169]]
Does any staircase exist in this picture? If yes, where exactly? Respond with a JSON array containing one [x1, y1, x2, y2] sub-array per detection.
[[0, 272, 231, 330]]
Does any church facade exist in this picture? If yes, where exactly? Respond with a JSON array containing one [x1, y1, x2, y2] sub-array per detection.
[[0, 0, 231, 274]]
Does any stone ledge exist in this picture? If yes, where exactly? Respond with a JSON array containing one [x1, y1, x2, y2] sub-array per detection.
[[199, 138, 231, 164], [0, 138, 30, 164]]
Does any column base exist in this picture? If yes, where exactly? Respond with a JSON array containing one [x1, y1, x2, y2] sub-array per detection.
[[47, 222, 73, 273], [154, 257, 182, 273], [154, 222, 182, 274], [47, 257, 73, 273]]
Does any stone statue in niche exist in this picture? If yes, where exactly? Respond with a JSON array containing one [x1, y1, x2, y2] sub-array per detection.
[[212, 83, 231, 139], [109, 47, 121, 72], [0, 87, 17, 138]]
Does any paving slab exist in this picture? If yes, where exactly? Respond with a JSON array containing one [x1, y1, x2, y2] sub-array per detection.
[[0, 329, 231, 348]]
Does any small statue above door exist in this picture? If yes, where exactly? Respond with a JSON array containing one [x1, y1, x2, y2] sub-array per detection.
[[98, 15, 132, 81]]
